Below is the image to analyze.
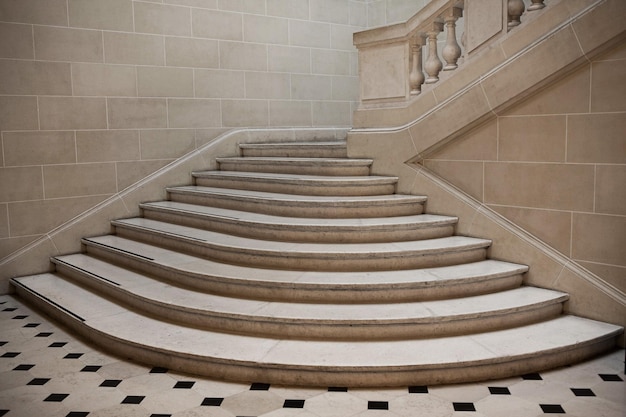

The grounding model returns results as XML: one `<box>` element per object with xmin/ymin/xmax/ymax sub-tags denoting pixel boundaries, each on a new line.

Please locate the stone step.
<box><xmin>216</xmin><ymin>157</ymin><xmax>373</xmax><ymax>176</ymax></box>
<box><xmin>192</xmin><ymin>171</ymin><xmax>398</xmax><ymax>196</ymax></box>
<box><xmin>139</xmin><ymin>201</ymin><xmax>457</xmax><ymax>243</ymax></box>
<box><xmin>51</xmin><ymin>254</ymin><xmax>568</xmax><ymax>340</ymax></box>
<box><xmin>239</xmin><ymin>141</ymin><xmax>347</xmax><ymax>158</ymax></box>
<box><xmin>166</xmin><ymin>186</ymin><xmax>426</xmax><ymax>218</ymax></box>
<box><xmin>111</xmin><ymin>217</ymin><xmax>491</xmax><ymax>272</ymax></box>
<box><xmin>81</xmin><ymin>235</ymin><xmax>527</xmax><ymax>303</ymax></box>
<box><xmin>12</xmin><ymin>273</ymin><xmax>623</xmax><ymax>387</ymax></box>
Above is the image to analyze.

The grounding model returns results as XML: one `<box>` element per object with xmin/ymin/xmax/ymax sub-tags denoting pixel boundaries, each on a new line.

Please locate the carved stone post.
<box><xmin>508</xmin><ymin>0</ymin><xmax>525</xmax><ymax>29</ymax></box>
<box><xmin>528</xmin><ymin>0</ymin><xmax>546</xmax><ymax>11</ymax></box>
<box><xmin>424</xmin><ymin>20</ymin><xmax>444</xmax><ymax>84</ymax></box>
<box><xmin>442</xmin><ymin>7</ymin><xmax>463</xmax><ymax>71</ymax></box>
<box><xmin>409</xmin><ymin>35</ymin><xmax>426</xmax><ymax>95</ymax></box>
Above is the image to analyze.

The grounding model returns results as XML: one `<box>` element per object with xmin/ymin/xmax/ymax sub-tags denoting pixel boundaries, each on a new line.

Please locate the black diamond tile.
<box><xmin>0</xmin><ymin>410</ymin><xmax>8</xmax><ymax>417</ymax></box>
<box><xmin>100</xmin><ymin>379</ymin><xmax>122</xmax><ymax>387</ymax></box>
<box><xmin>66</xmin><ymin>412</ymin><xmax>89</xmax><ymax>417</ymax></box>
<box><xmin>599</xmin><ymin>374</ymin><xmax>623</xmax><ymax>381</ymax></box>
<box><xmin>368</xmin><ymin>401</ymin><xmax>389</xmax><ymax>410</ymax></box>
<box><xmin>150</xmin><ymin>414</ymin><xmax>171</xmax><ymax>417</ymax></box>
<box><xmin>35</xmin><ymin>332</ymin><xmax>53</xmax><ymax>337</ymax></box>
<box><xmin>121</xmin><ymin>395</ymin><xmax>145</xmax><ymax>404</ymax></box>
<box><xmin>250</xmin><ymin>382</ymin><xmax>270</xmax><ymax>390</ymax></box>
<box><xmin>12</xmin><ymin>315</ymin><xmax>27</xmax><ymax>319</ymax></box>
<box><xmin>201</xmin><ymin>397</ymin><xmax>223</xmax><ymax>406</ymax></box>
<box><xmin>64</xmin><ymin>353</ymin><xmax>83</xmax><ymax>359</ymax></box>
<box><xmin>0</xmin><ymin>341</ymin><xmax>7</xmax><ymax>346</ymax></box>
<box><xmin>150</xmin><ymin>367</ymin><xmax>168</xmax><ymax>373</ymax></box>
<box><xmin>44</xmin><ymin>393</ymin><xmax>69</xmax><ymax>402</ymax></box>
<box><xmin>453</xmin><ymin>402</ymin><xmax>476</xmax><ymax>412</ymax></box>
<box><xmin>488</xmin><ymin>387</ymin><xmax>511</xmax><ymax>395</ymax></box>
<box><xmin>13</xmin><ymin>364</ymin><xmax>35</xmax><ymax>371</ymax></box>
<box><xmin>521</xmin><ymin>373</ymin><xmax>543</xmax><ymax>380</ymax></box>
<box><xmin>80</xmin><ymin>365</ymin><xmax>101</xmax><ymax>372</ymax></box>
<box><xmin>3</xmin><ymin>307</ymin><xmax>17</xmax><ymax>312</ymax></box>
<box><xmin>283</xmin><ymin>399</ymin><xmax>305</xmax><ymax>408</ymax></box>
<box><xmin>328</xmin><ymin>386</ymin><xmax>348</xmax><ymax>392</ymax></box>
<box><xmin>173</xmin><ymin>381</ymin><xmax>195</xmax><ymax>389</ymax></box>
<box><xmin>409</xmin><ymin>385</ymin><xmax>428</xmax><ymax>393</ymax></box>
<box><xmin>540</xmin><ymin>404</ymin><xmax>565</xmax><ymax>414</ymax></box>
<box><xmin>23</xmin><ymin>323</ymin><xmax>40</xmax><ymax>328</ymax></box>
<box><xmin>2</xmin><ymin>352</ymin><xmax>20</xmax><ymax>358</ymax></box>
<box><xmin>571</xmin><ymin>388</ymin><xmax>595</xmax><ymax>397</ymax></box>
<box><xmin>49</xmin><ymin>342</ymin><xmax>67</xmax><ymax>348</ymax></box>
<box><xmin>28</xmin><ymin>378</ymin><xmax>50</xmax><ymax>386</ymax></box>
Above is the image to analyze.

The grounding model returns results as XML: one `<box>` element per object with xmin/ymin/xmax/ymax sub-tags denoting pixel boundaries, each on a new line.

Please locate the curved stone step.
<box><xmin>51</xmin><ymin>254</ymin><xmax>567</xmax><ymax>340</ymax></box>
<box><xmin>12</xmin><ymin>274</ymin><xmax>623</xmax><ymax>387</ymax></box>
<box><xmin>216</xmin><ymin>157</ymin><xmax>373</xmax><ymax>176</ymax></box>
<box><xmin>82</xmin><ymin>235</ymin><xmax>526</xmax><ymax>303</ymax></box>
<box><xmin>111</xmin><ymin>217</ymin><xmax>491</xmax><ymax>271</ymax></box>
<box><xmin>192</xmin><ymin>171</ymin><xmax>398</xmax><ymax>196</ymax></box>
<box><xmin>166</xmin><ymin>186</ymin><xmax>426</xmax><ymax>218</ymax></box>
<box><xmin>239</xmin><ymin>141</ymin><xmax>347</xmax><ymax>158</ymax></box>
<box><xmin>139</xmin><ymin>201</ymin><xmax>457</xmax><ymax>243</ymax></box>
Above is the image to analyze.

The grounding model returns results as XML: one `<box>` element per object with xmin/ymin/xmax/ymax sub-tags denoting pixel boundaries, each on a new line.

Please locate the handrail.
<box><xmin>353</xmin><ymin>0</ymin><xmax>547</xmax><ymax>108</ymax></box>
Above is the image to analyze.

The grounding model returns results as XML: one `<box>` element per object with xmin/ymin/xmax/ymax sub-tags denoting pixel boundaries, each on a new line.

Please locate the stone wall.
<box><xmin>0</xmin><ymin>0</ymin><xmax>378</xmax><ymax>264</ymax></box>
<box><xmin>424</xmin><ymin>42</ymin><xmax>626</xmax><ymax>293</ymax></box>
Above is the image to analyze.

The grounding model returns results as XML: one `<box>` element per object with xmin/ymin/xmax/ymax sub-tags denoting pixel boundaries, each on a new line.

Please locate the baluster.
<box><xmin>442</xmin><ymin>7</ymin><xmax>463</xmax><ymax>71</ymax></box>
<box><xmin>409</xmin><ymin>35</ymin><xmax>426</xmax><ymax>95</ymax></box>
<box><xmin>528</xmin><ymin>0</ymin><xmax>546</xmax><ymax>11</ymax></box>
<box><xmin>508</xmin><ymin>0</ymin><xmax>525</xmax><ymax>29</ymax></box>
<box><xmin>424</xmin><ymin>20</ymin><xmax>444</xmax><ymax>84</ymax></box>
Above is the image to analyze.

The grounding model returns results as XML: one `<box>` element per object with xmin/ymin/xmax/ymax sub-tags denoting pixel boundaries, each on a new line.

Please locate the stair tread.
<box><xmin>168</xmin><ymin>185</ymin><xmax>426</xmax><ymax>204</ymax></box>
<box><xmin>140</xmin><ymin>200</ymin><xmax>456</xmax><ymax>229</ymax></box>
<box><xmin>52</xmin><ymin>253</ymin><xmax>566</xmax><ymax>324</ymax></box>
<box><xmin>193</xmin><ymin>170</ymin><xmax>398</xmax><ymax>183</ymax></box>
<box><xmin>217</xmin><ymin>157</ymin><xmax>373</xmax><ymax>164</ymax></box>
<box><xmin>13</xmin><ymin>273</ymin><xmax>622</xmax><ymax>369</ymax></box>
<box><xmin>112</xmin><ymin>217</ymin><xmax>491</xmax><ymax>255</ymax></box>
<box><xmin>239</xmin><ymin>141</ymin><xmax>346</xmax><ymax>148</ymax></box>
<box><xmin>82</xmin><ymin>234</ymin><xmax>526</xmax><ymax>293</ymax></box>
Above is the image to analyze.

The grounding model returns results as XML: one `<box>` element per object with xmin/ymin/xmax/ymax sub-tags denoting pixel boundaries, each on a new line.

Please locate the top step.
<box><xmin>239</xmin><ymin>141</ymin><xmax>347</xmax><ymax>158</ymax></box>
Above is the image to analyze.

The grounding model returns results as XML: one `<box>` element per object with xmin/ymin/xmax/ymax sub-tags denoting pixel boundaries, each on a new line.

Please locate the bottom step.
<box><xmin>12</xmin><ymin>274</ymin><xmax>623</xmax><ymax>388</ymax></box>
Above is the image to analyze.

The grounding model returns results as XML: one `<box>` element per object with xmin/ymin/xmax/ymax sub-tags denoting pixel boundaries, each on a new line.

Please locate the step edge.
<box><xmin>78</xmin><ymin>239</ymin><xmax>526</xmax><ymax>298</ymax></box>
<box><xmin>51</xmin><ymin>257</ymin><xmax>564</xmax><ymax>327</ymax></box>
<box><xmin>11</xmin><ymin>278</ymin><xmax>623</xmax><ymax>386</ymax></box>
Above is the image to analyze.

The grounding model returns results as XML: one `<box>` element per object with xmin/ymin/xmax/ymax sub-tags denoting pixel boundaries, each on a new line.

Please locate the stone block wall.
<box><xmin>0</xmin><ymin>0</ymin><xmax>386</xmax><ymax>264</ymax></box>
<box><xmin>424</xmin><ymin>42</ymin><xmax>626</xmax><ymax>293</ymax></box>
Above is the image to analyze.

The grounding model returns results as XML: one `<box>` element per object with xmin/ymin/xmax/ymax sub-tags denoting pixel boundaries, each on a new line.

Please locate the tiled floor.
<box><xmin>0</xmin><ymin>294</ymin><xmax>624</xmax><ymax>417</ymax></box>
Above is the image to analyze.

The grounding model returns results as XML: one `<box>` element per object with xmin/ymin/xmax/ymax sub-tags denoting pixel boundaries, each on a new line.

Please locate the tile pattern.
<box><xmin>0</xmin><ymin>295</ymin><xmax>624</xmax><ymax>416</ymax></box>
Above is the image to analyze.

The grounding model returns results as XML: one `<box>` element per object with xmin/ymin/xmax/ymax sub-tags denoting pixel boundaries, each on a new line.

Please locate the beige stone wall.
<box><xmin>0</xmin><ymin>0</ymin><xmax>369</xmax><ymax>263</ymax></box>
<box><xmin>424</xmin><ymin>42</ymin><xmax>626</xmax><ymax>293</ymax></box>
<box><xmin>365</xmin><ymin>0</ymin><xmax>429</xmax><ymax>26</ymax></box>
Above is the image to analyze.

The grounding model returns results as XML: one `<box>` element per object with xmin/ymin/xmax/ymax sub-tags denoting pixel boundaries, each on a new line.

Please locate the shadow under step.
<box><xmin>139</xmin><ymin>201</ymin><xmax>457</xmax><ymax>243</ymax></box>
<box><xmin>51</xmin><ymin>254</ymin><xmax>568</xmax><ymax>340</ymax></box>
<box><xmin>216</xmin><ymin>157</ymin><xmax>373</xmax><ymax>176</ymax></box>
<box><xmin>166</xmin><ymin>186</ymin><xmax>426</xmax><ymax>218</ymax></box>
<box><xmin>239</xmin><ymin>141</ymin><xmax>348</xmax><ymax>158</ymax></box>
<box><xmin>82</xmin><ymin>235</ymin><xmax>527</xmax><ymax>303</ymax></box>
<box><xmin>12</xmin><ymin>273</ymin><xmax>623</xmax><ymax>387</ymax></box>
<box><xmin>192</xmin><ymin>171</ymin><xmax>398</xmax><ymax>196</ymax></box>
<box><xmin>111</xmin><ymin>217</ymin><xmax>491</xmax><ymax>271</ymax></box>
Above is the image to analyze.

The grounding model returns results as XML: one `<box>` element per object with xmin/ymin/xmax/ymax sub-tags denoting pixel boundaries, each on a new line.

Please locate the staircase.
<box><xmin>11</xmin><ymin>139</ymin><xmax>623</xmax><ymax>387</ymax></box>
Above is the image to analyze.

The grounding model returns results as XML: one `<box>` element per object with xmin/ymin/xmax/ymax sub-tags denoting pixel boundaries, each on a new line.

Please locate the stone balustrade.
<box><xmin>354</xmin><ymin>0</ymin><xmax>547</xmax><ymax>108</ymax></box>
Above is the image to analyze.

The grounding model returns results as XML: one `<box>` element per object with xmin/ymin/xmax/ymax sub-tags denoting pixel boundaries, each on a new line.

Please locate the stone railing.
<box><xmin>354</xmin><ymin>0</ymin><xmax>547</xmax><ymax>108</ymax></box>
